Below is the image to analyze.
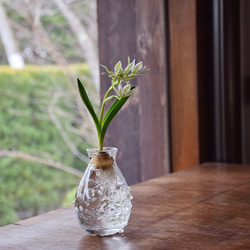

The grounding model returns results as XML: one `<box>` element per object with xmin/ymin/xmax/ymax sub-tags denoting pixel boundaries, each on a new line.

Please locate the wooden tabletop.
<box><xmin>1</xmin><ymin>163</ymin><xmax>250</xmax><ymax>249</ymax></box>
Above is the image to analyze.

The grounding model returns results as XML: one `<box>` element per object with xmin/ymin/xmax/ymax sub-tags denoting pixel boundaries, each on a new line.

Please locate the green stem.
<box><xmin>98</xmin><ymin>85</ymin><xmax>113</xmax><ymax>151</ymax></box>
<box><xmin>98</xmin><ymin>135</ymin><xmax>103</xmax><ymax>151</ymax></box>
<box><xmin>99</xmin><ymin>78</ymin><xmax>120</xmax><ymax>126</ymax></box>
<box><xmin>99</xmin><ymin>86</ymin><xmax>112</xmax><ymax>126</ymax></box>
<box><xmin>98</xmin><ymin>78</ymin><xmax>121</xmax><ymax>150</ymax></box>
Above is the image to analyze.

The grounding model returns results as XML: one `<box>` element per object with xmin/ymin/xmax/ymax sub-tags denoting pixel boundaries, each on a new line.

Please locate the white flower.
<box><xmin>112</xmin><ymin>82</ymin><xmax>138</xmax><ymax>99</ymax></box>
<box><xmin>100</xmin><ymin>57</ymin><xmax>149</xmax><ymax>82</ymax></box>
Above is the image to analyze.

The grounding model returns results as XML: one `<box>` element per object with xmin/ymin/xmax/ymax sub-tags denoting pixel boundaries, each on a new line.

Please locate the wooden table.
<box><xmin>1</xmin><ymin>163</ymin><xmax>250</xmax><ymax>249</ymax></box>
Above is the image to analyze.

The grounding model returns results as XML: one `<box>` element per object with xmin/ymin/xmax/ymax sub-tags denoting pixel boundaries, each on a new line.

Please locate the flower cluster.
<box><xmin>101</xmin><ymin>57</ymin><xmax>149</xmax><ymax>82</ymax></box>
<box><xmin>101</xmin><ymin>57</ymin><xmax>149</xmax><ymax>100</ymax></box>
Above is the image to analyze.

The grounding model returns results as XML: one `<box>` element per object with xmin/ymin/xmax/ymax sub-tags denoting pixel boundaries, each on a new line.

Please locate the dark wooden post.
<box><xmin>97</xmin><ymin>0</ymin><xmax>169</xmax><ymax>184</ymax></box>
<box><xmin>240</xmin><ymin>0</ymin><xmax>250</xmax><ymax>164</ymax></box>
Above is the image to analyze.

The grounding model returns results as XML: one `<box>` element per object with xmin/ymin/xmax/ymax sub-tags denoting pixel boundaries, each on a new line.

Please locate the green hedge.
<box><xmin>0</xmin><ymin>65</ymin><xmax>93</xmax><ymax>226</ymax></box>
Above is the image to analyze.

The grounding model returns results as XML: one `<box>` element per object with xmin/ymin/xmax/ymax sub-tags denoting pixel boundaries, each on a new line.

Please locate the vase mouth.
<box><xmin>87</xmin><ymin>147</ymin><xmax>117</xmax><ymax>153</ymax></box>
<box><xmin>86</xmin><ymin>147</ymin><xmax>118</xmax><ymax>158</ymax></box>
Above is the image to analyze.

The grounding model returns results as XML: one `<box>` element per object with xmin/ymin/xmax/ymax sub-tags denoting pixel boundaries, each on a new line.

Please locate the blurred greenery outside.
<box><xmin>0</xmin><ymin>64</ymin><xmax>96</xmax><ymax>226</ymax></box>
<box><xmin>0</xmin><ymin>0</ymin><xmax>98</xmax><ymax>227</ymax></box>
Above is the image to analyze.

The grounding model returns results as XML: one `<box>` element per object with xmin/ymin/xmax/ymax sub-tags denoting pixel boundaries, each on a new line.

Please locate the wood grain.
<box><xmin>1</xmin><ymin>163</ymin><xmax>250</xmax><ymax>249</ymax></box>
<box><xmin>135</xmin><ymin>0</ymin><xmax>169</xmax><ymax>182</ymax></box>
<box><xmin>168</xmin><ymin>0</ymin><xmax>200</xmax><ymax>172</ymax></box>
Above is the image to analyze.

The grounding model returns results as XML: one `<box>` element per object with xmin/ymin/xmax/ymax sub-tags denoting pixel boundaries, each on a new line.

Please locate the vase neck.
<box><xmin>86</xmin><ymin>147</ymin><xmax>118</xmax><ymax>159</ymax></box>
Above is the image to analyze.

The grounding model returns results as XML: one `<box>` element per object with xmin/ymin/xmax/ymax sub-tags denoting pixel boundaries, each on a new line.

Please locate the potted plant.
<box><xmin>73</xmin><ymin>57</ymin><xmax>149</xmax><ymax>236</ymax></box>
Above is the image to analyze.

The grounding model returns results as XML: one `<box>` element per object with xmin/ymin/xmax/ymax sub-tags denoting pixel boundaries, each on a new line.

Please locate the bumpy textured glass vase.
<box><xmin>73</xmin><ymin>147</ymin><xmax>133</xmax><ymax>236</ymax></box>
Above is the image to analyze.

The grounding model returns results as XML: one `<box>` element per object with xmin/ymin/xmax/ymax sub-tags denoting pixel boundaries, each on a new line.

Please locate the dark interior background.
<box><xmin>97</xmin><ymin>0</ymin><xmax>250</xmax><ymax>185</ymax></box>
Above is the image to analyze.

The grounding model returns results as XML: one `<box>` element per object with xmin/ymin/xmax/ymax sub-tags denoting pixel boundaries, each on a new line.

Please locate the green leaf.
<box><xmin>77</xmin><ymin>79</ymin><xmax>101</xmax><ymax>135</ymax></box>
<box><xmin>100</xmin><ymin>96</ymin><xmax>129</xmax><ymax>142</ymax></box>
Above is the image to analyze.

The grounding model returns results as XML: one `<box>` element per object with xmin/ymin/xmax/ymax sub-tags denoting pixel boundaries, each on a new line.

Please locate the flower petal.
<box><xmin>123</xmin><ymin>83</ymin><xmax>131</xmax><ymax>93</ymax></box>
<box><xmin>118</xmin><ymin>83</ymin><xmax>123</xmax><ymax>97</ymax></box>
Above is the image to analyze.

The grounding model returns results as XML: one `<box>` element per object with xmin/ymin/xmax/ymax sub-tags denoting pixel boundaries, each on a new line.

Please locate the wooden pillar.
<box><xmin>135</xmin><ymin>0</ymin><xmax>169</xmax><ymax>181</ymax></box>
<box><xmin>97</xmin><ymin>0</ymin><xmax>169</xmax><ymax>184</ymax></box>
<box><xmin>168</xmin><ymin>0</ymin><xmax>200</xmax><ymax>172</ymax></box>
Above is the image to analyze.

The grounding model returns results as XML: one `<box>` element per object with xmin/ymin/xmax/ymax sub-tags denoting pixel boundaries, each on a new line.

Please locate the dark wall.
<box><xmin>240</xmin><ymin>0</ymin><xmax>250</xmax><ymax>163</ymax></box>
<box><xmin>197</xmin><ymin>0</ymin><xmax>242</xmax><ymax>164</ymax></box>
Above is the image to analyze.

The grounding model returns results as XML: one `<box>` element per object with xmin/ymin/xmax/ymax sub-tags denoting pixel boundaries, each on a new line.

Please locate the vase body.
<box><xmin>73</xmin><ymin>147</ymin><xmax>132</xmax><ymax>236</ymax></box>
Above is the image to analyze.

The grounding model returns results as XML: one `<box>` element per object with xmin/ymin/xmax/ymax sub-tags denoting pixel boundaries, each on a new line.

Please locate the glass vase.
<box><xmin>73</xmin><ymin>147</ymin><xmax>133</xmax><ymax>236</ymax></box>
